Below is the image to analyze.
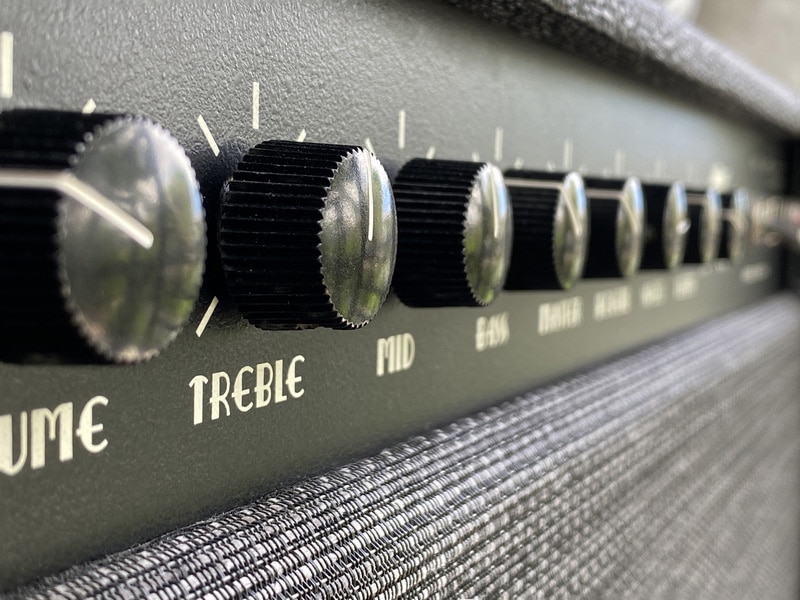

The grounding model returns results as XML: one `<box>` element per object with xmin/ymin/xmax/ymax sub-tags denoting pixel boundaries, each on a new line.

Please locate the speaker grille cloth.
<box><xmin>9</xmin><ymin>295</ymin><xmax>800</xmax><ymax>598</ymax></box>
<box><xmin>442</xmin><ymin>0</ymin><xmax>800</xmax><ymax>136</ymax></box>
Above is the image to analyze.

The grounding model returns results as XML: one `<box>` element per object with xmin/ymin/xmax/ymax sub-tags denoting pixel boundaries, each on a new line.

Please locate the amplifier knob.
<box><xmin>503</xmin><ymin>170</ymin><xmax>589</xmax><ymax>290</ymax></box>
<box><xmin>0</xmin><ymin>109</ymin><xmax>205</xmax><ymax>363</ymax></box>
<box><xmin>219</xmin><ymin>141</ymin><xmax>396</xmax><ymax>330</ymax></box>
<box><xmin>640</xmin><ymin>182</ymin><xmax>690</xmax><ymax>270</ymax></box>
<box><xmin>684</xmin><ymin>187</ymin><xmax>722</xmax><ymax>264</ymax></box>
<box><xmin>391</xmin><ymin>158</ymin><xmax>513</xmax><ymax>307</ymax></box>
<box><xmin>582</xmin><ymin>176</ymin><xmax>646</xmax><ymax>278</ymax></box>
<box><xmin>720</xmin><ymin>188</ymin><xmax>750</xmax><ymax>264</ymax></box>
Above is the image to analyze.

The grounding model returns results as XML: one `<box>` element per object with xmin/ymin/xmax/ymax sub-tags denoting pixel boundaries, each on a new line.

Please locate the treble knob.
<box><xmin>219</xmin><ymin>140</ymin><xmax>397</xmax><ymax>330</ymax></box>
<box><xmin>391</xmin><ymin>158</ymin><xmax>513</xmax><ymax>307</ymax></box>
<box><xmin>0</xmin><ymin>109</ymin><xmax>206</xmax><ymax>363</ymax></box>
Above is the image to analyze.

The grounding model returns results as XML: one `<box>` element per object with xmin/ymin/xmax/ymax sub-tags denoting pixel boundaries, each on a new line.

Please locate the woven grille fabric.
<box><xmin>442</xmin><ymin>0</ymin><xmax>800</xmax><ymax>137</ymax></box>
<box><xmin>8</xmin><ymin>294</ymin><xmax>800</xmax><ymax>598</ymax></box>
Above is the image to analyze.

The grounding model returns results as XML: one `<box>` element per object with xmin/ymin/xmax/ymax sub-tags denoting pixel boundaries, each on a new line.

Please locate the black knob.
<box><xmin>0</xmin><ymin>109</ymin><xmax>206</xmax><ymax>363</ymax></box>
<box><xmin>684</xmin><ymin>188</ymin><xmax>722</xmax><ymax>264</ymax></box>
<box><xmin>582</xmin><ymin>177</ymin><xmax>646</xmax><ymax>278</ymax></box>
<box><xmin>219</xmin><ymin>140</ymin><xmax>396</xmax><ymax>330</ymax></box>
<box><xmin>640</xmin><ymin>182</ymin><xmax>690</xmax><ymax>270</ymax></box>
<box><xmin>720</xmin><ymin>188</ymin><xmax>750</xmax><ymax>264</ymax></box>
<box><xmin>503</xmin><ymin>170</ymin><xmax>589</xmax><ymax>290</ymax></box>
<box><xmin>392</xmin><ymin>158</ymin><xmax>513</xmax><ymax>307</ymax></box>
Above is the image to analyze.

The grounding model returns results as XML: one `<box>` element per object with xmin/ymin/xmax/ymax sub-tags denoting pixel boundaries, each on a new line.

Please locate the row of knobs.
<box><xmin>0</xmin><ymin>110</ymin><xmax>752</xmax><ymax>363</ymax></box>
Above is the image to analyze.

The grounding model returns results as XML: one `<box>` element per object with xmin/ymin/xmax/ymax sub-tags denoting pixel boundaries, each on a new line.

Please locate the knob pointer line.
<box><xmin>504</xmin><ymin>177</ymin><xmax>584</xmax><ymax>239</ymax></box>
<box><xmin>0</xmin><ymin>169</ymin><xmax>154</xmax><ymax>249</ymax></box>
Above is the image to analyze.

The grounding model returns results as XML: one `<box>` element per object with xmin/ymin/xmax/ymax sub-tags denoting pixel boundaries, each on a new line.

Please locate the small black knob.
<box><xmin>0</xmin><ymin>109</ymin><xmax>206</xmax><ymax>363</ymax></box>
<box><xmin>392</xmin><ymin>158</ymin><xmax>513</xmax><ymax>307</ymax></box>
<box><xmin>503</xmin><ymin>170</ymin><xmax>589</xmax><ymax>290</ymax></box>
<box><xmin>219</xmin><ymin>140</ymin><xmax>396</xmax><ymax>330</ymax></box>
<box><xmin>684</xmin><ymin>188</ymin><xmax>722</xmax><ymax>264</ymax></box>
<box><xmin>720</xmin><ymin>188</ymin><xmax>750</xmax><ymax>264</ymax></box>
<box><xmin>640</xmin><ymin>182</ymin><xmax>690</xmax><ymax>270</ymax></box>
<box><xmin>582</xmin><ymin>177</ymin><xmax>646</xmax><ymax>278</ymax></box>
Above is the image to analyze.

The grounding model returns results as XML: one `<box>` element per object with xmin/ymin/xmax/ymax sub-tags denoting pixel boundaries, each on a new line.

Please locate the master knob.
<box><xmin>684</xmin><ymin>187</ymin><xmax>722</xmax><ymax>264</ymax></box>
<box><xmin>582</xmin><ymin>176</ymin><xmax>646</xmax><ymax>278</ymax></box>
<box><xmin>219</xmin><ymin>140</ymin><xmax>396</xmax><ymax>330</ymax></box>
<box><xmin>391</xmin><ymin>158</ymin><xmax>513</xmax><ymax>307</ymax></box>
<box><xmin>503</xmin><ymin>170</ymin><xmax>589</xmax><ymax>290</ymax></box>
<box><xmin>0</xmin><ymin>109</ymin><xmax>206</xmax><ymax>363</ymax></box>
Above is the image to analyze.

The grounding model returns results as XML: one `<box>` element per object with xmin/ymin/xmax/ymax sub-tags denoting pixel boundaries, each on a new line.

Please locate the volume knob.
<box><xmin>0</xmin><ymin>109</ymin><xmax>205</xmax><ymax>363</ymax></box>
<box><xmin>219</xmin><ymin>141</ymin><xmax>396</xmax><ymax>330</ymax></box>
<box><xmin>392</xmin><ymin>159</ymin><xmax>513</xmax><ymax>307</ymax></box>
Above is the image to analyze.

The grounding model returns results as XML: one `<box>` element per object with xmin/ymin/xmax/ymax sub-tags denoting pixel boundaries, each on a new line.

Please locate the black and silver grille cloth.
<box><xmin>10</xmin><ymin>295</ymin><xmax>800</xmax><ymax>599</ymax></box>
<box><xmin>442</xmin><ymin>0</ymin><xmax>800</xmax><ymax>136</ymax></box>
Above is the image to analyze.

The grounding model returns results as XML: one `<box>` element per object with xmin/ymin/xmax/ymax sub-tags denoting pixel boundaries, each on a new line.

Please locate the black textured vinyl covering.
<box><xmin>442</xmin><ymin>0</ymin><xmax>800</xmax><ymax>137</ymax></box>
<box><xmin>9</xmin><ymin>295</ymin><xmax>800</xmax><ymax>598</ymax></box>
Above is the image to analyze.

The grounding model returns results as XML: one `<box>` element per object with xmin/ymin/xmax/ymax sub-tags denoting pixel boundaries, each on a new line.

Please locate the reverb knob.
<box><xmin>391</xmin><ymin>158</ymin><xmax>513</xmax><ymax>307</ymax></box>
<box><xmin>684</xmin><ymin>187</ymin><xmax>722</xmax><ymax>264</ymax></box>
<box><xmin>0</xmin><ymin>109</ymin><xmax>206</xmax><ymax>363</ymax></box>
<box><xmin>720</xmin><ymin>188</ymin><xmax>750</xmax><ymax>264</ymax></box>
<box><xmin>503</xmin><ymin>170</ymin><xmax>588</xmax><ymax>290</ymax></box>
<box><xmin>582</xmin><ymin>176</ymin><xmax>646</xmax><ymax>278</ymax></box>
<box><xmin>640</xmin><ymin>182</ymin><xmax>690</xmax><ymax>270</ymax></box>
<box><xmin>219</xmin><ymin>140</ymin><xmax>396</xmax><ymax>330</ymax></box>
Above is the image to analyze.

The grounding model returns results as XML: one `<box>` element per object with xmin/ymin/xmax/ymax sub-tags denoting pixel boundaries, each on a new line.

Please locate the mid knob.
<box><xmin>684</xmin><ymin>187</ymin><xmax>722</xmax><ymax>264</ymax></box>
<box><xmin>583</xmin><ymin>176</ymin><xmax>646</xmax><ymax>278</ymax></box>
<box><xmin>219</xmin><ymin>140</ymin><xmax>396</xmax><ymax>330</ymax></box>
<box><xmin>503</xmin><ymin>170</ymin><xmax>589</xmax><ymax>290</ymax></box>
<box><xmin>0</xmin><ymin>109</ymin><xmax>206</xmax><ymax>363</ymax></box>
<box><xmin>392</xmin><ymin>159</ymin><xmax>513</xmax><ymax>307</ymax></box>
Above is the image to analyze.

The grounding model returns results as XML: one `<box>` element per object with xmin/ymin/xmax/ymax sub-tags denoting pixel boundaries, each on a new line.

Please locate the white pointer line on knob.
<box><xmin>0</xmin><ymin>169</ymin><xmax>154</xmax><ymax>249</ymax></box>
<box><xmin>197</xmin><ymin>115</ymin><xmax>220</xmax><ymax>157</ymax></box>
<box><xmin>0</xmin><ymin>32</ymin><xmax>12</xmax><ymax>99</ymax></box>
<box><xmin>195</xmin><ymin>296</ymin><xmax>219</xmax><ymax>338</ymax></box>
<box><xmin>489</xmin><ymin>167</ymin><xmax>500</xmax><ymax>239</ymax></box>
<box><xmin>366</xmin><ymin>157</ymin><xmax>374</xmax><ymax>242</ymax></box>
<box><xmin>252</xmin><ymin>82</ymin><xmax>260</xmax><ymax>130</ymax></box>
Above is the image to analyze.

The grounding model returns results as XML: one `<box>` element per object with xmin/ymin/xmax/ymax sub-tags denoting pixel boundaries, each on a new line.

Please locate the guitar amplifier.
<box><xmin>2</xmin><ymin>0</ymin><xmax>800</xmax><ymax>597</ymax></box>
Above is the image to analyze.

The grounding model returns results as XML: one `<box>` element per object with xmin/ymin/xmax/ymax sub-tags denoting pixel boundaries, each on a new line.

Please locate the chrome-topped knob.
<box><xmin>219</xmin><ymin>140</ymin><xmax>397</xmax><ymax>330</ymax></box>
<box><xmin>392</xmin><ymin>158</ymin><xmax>513</xmax><ymax>307</ymax></box>
<box><xmin>503</xmin><ymin>170</ymin><xmax>588</xmax><ymax>290</ymax></box>
<box><xmin>582</xmin><ymin>176</ymin><xmax>646</xmax><ymax>278</ymax></box>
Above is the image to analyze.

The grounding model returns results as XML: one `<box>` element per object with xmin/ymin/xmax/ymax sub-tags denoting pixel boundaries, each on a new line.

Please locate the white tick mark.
<box><xmin>81</xmin><ymin>98</ymin><xmax>96</xmax><ymax>114</ymax></box>
<box><xmin>296</xmin><ymin>128</ymin><xmax>307</xmax><ymax>142</ymax></box>
<box><xmin>425</xmin><ymin>145</ymin><xmax>436</xmax><ymax>159</ymax></box>
<box><xmin>398</xmin><ymin>109</ymin><xmax>406</xmax><ymax>150</ymax></box>
<box><xmin>494</xmin><ymin>127</ymin><xmax>503</xmax><ymax>163</ymax></box>
<box><xmin>0</xmin><ymin>32</ymin><xmax>13</xmax><ymax>99</ymax></box>
<box><xmin>197</xmin><ymin>115</ymin><xmax>220</xmax><ymax>157</ymax></box>
<box><xmin>562</xmin><ymin>139</ymin><xmax>573</xmax><ymax>170</ymax></box>
<box><xmin>252</xmin><ymin>82</ymin><xmax>260</xmax><ymax>130</ymax></box>
<box><xmin>195</xmin><ymin>296</ymin><xmax>219</xmax><ymax>338</ymax></box>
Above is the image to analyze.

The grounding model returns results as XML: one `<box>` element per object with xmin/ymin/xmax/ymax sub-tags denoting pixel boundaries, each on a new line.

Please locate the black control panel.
<box><xmin>0</xmin><ymin>0</ymin><xmax>792</xmax><ymax>590</ymax></box>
